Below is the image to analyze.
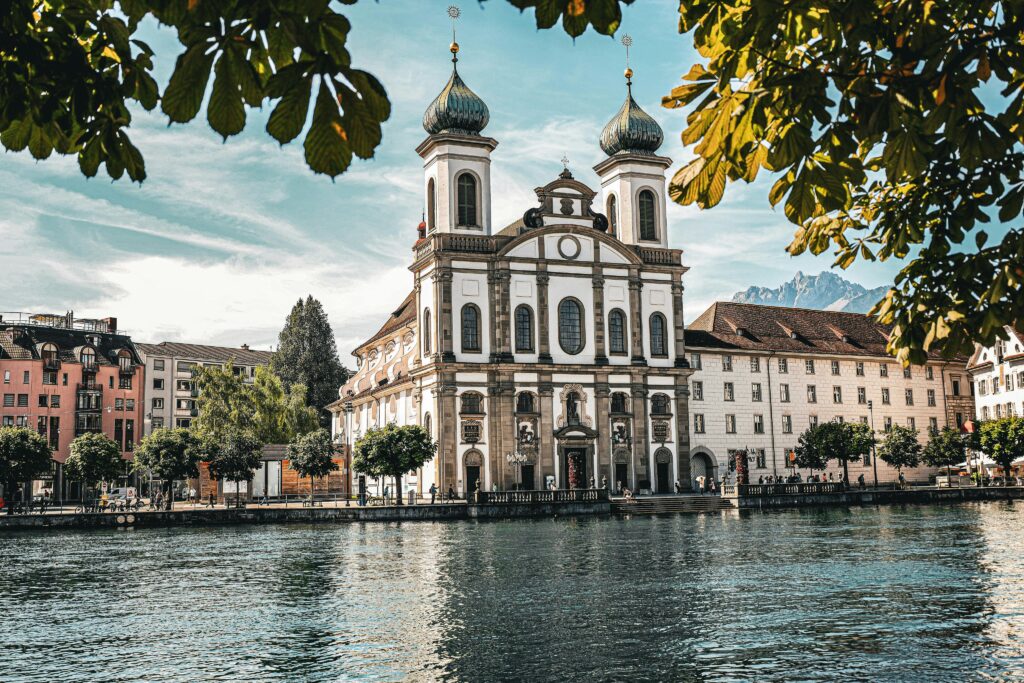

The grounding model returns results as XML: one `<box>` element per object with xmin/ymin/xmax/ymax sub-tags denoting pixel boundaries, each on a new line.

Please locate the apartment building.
<box><xmin>967</xmin><ymin>327</ymin><xmax>1024</xmax><ymax>421</ymax></box>
<box><xmin>135</xmin><ymin>342</ymin><xmax>273</xmax><ymax>435</ymax></box>
<box><xmin>684</xmin><ymin>303</ymin><xmax>974</xmax><ymax>487</ymax></box>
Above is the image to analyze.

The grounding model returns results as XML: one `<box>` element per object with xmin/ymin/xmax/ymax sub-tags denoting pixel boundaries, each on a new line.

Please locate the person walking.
<box><xmin>447</xmin><ymin>485</ymin><xmax>455</xmax><ymax>502</ymax></box>
<box><xmin>857</xmin><ymin>473</ymin><xmax>866</xmax><ymax>490</ymax></box>
<box><xmin>429</xmin><ymin>483</ymin><xmax>437</xmax><ymax>504</ymax></box>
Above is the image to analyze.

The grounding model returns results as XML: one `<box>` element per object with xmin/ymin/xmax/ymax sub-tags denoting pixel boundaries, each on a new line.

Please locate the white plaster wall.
<box><xmin>452</xmin><ymin>271</ymin><xmax>490</xmax><ymax>362</ymax></box>
<box><xmin>547</xmin><ymin>274</ymin><xmax>595</xmax><ymax>364</ymax></box>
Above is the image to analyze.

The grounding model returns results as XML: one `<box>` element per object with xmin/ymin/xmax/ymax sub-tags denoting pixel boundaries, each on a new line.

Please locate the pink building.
<box><xmin>0</xmin><ymin>312</ymin><xmax>145</xmax><ymax>499</ymax></box>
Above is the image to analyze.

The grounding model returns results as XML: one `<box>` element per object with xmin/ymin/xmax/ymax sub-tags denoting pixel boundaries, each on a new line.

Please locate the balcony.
<box><xmin>42</xmin><ymin>357</ymin><xmax>61</xmax><ymax>371</ymax></box>
<box><xmin>118</xmin><ymin>363</ymin><xmax>135</xmax><ymax>376</ymax></box>
<box><xmin>76</xmin><ymin>382</ymin><xmax>102</xmax><ymax>393</ymax></box>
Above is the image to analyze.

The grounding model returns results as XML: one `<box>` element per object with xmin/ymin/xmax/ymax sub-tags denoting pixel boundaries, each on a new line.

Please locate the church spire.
<box><xmin>422</xmin><ymin>5</ymin><xmax>490</xmax><ymax>136</ymax></box>
<box><xmin>599</xmin><ymin>35</ymin><xmax>664</xmax><ymax>156</ymax></box>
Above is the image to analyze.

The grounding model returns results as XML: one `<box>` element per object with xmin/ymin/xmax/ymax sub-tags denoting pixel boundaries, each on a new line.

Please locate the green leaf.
<box><xmin>343</xmin><ymin>69</ymin><xmax>391</xmax><ymax>122</ymax></box>
<box><xmin>162</xmin><ymin>43</ymin><xmax>216</xmax><ymax>123</ymax></box>
<box><xmin>267</xmin><ymin>76</ymin><xmax>313</xmax><ymax>144</ymax></box>
<box><xmin>303</xmin><ymin>81</ymin><xmax>352</xmax><ymax>177</ymax></box>
<box><xmin>335</xmin><ymin>79</ymin><xmax>381</xmax><ymax>159</ymax></box>
<box><xmin>207</xmin><ymin>53</ymin><xmax>246</xmax><ymax>138</ymax></box>
<box><xmin>0</xmin><ymin>118</ymin><xmax>32</xmax><ymax>151</ymax></box>
<box><xmin>28</xmin><ymin>124</ymin><xmax>53</xmax><ymax>160</ymax></box>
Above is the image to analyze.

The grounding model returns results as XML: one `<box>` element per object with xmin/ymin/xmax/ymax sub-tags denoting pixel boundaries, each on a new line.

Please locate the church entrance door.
<box><xmin>564</xmin><ymin>448</ymin><xmax>587</xmax><ymax>489</ymax></box>
<box><xmin>519</xmin><ymin>464</ymin><xmax>535</xmax><ymax>490</ymax></box>
<box><xmin>465</xmin><ymin>466</ymin><xmax>480</xmax><ymax>501</ymax></box>
<box><xmin>614</xmin><ymin>463</ymin><xmax>628</xmax><ymax>493</ymax></box>
<box><xmin>656</xmin><ymin>461</ymin><xmax>671</xmax><ymax>494</ymax></box>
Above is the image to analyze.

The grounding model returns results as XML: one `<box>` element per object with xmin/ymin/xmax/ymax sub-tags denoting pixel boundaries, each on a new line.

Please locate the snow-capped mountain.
<box><xmin>731</xmin><ymin>271</ymin><xmax>888</xmax><ymax>314</ymax></box>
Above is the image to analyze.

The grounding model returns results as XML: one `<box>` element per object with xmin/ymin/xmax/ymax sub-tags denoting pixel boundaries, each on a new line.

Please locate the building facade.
<box><xmin>331</xmin><ymin>47</ymin><xmax>693</xmax><ymax>496</ymax></box>
<box><xmin>135</xmin><ymin>342</ymin><xmax>273</xmax><ymax>435</ymax></box>
<box><xmin>0</xmin><ymin>312</ymin><xmax>145</xmax><ymax>496</ymax></box>
<box><xmin>967</xmin><ymin>327</ymin><xmax>1024</xmax><ymax>421</ymax></box>
<box><xmin>684</xmin><ymin>303</ymin><xmax>974</xmax><ymax>485</ymax></box>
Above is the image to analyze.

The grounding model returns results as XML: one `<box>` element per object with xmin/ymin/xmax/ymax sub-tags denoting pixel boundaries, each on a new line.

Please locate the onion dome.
<box><xmin>417</xmin><ymin>215</ymin><xmax>427</xmax><ymax>240</ymax></box>
<box><xmin>422</xmin><ymin>43</ymin><xmax>489</xmax><ymax>136</ymax></box>
<box><xmin>599</xmin><ymin>70</ymin><xmax>663</xmax><ymax>156</ymax></box>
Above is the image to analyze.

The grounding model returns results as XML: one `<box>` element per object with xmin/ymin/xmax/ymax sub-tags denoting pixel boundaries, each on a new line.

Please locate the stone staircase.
<box><xmin>610</xmin><ymin>495</ymin><xmax>735</xmax><ymax>515</ymax></box>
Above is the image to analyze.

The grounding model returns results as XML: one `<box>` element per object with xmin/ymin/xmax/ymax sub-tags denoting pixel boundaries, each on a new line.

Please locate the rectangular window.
<box><xmin>15</xmin><ymin>416</ymin><xmax>27</xmax><ymax>427</ymax></box>
<box><xmin>805</xmin><ymin>359</ymin><xmax>815</xmax><ymax>374</ymax></box>
<box><xmin>725</xmin><ymin>414</ymin><xmax>736</xmax><ymax>434</ymax></box>
<box><xmin>690</xmin><ymin>352</ymin><xmax>702</xmax><ymax>370</ymax></box>
<box><xmin>2</xmin><ymin>371</ymin><xmax>8</xmax><ymax>383</ymax></box>
<box><xmin>722</xmin><ymin>355</ymin><xmax>733</xmax><ymax>372</ymax></box>
<box><xmin>109</xmin><ymin>376</ymin><xmax>114</xmax><ymax>389</ymax></box>
<box><xmin>1007</xmin><ymin>375</ymin><xmax>1014</xmax><ymax>392</ymax></box>
<box><xmin>16</xmin><ymin>394</ymin><xmax>28</xmax><ymax>407</ymax></box>
<box><xmin>882</xmin><ymin>388</ymin><xmax>891</xmax><ymax>405</ymax></box>
<box><xmin>37</xmin><ymin>415</ymin><xmax>47</xmax><ymax>437</ymax></box>
<box><xmin>126</xmin><ymin>399</ymin><xmax>135</xmax><ymax>411</ymax></box>
<box><xmin>176</xmin><ymin>399</ymin><xmax>195</xmax><ymax>410</ymax></box>
<box><xmin>956</xmin><ymin>412</ymin><xmax>964</xmax><ymax>428</ymax></box>
<box><xmin>750</xmin><ymin>357</ymin><xmax>761</xmax><ymax>373</ymax></box>
<box><xmin>856</xmin><ymin>362</ymin><xmax>865</xmax><ymax>376</ymax></box>
<box><xmin>63</xmin><ymin>373</ymin><xmax>68</xmax><ymax>386</ymax></box>
<box><xmin>153</xmin><ymin>378</ymin><xmax>164</xmax><ymax>390</ymax></box>
<box><xmin>125</xmin><ymin>419</ymin><xmax>134</xmax><ymax>451</ymax></box>
<box><xmin>880</xmin><ymin>363</ymin><xmax>889</xmax><ymax>378</ymax></box>
<box><xmin>903</xmin><ymin>366</ymin><xmax>912</xmax><ymax>379</ymax></box>
<box><xmin>177</xmin><ymin>361</ymin><xmax>196</xmax><ymax>373</ymax></box>
<box><xmin>835</xmin><ymin>415</ymin><xmax>845</xmax><ymax>424</ymax></box>
<box><xmin>114</xmin><ymin>418</ymin><xmax>123</xmax><ymax>449</ymax></box>
<box><xmin>49</xmin><ymin>417</ymin><xmax>59</xmax><ymax>449</ymax></box>
<box><xmin>175</xmin><ymin>418</ymin><xmax>192</xmax><ymax>429</ymax></box>
<box><xmin>755</xmin><ymin>449</ymin><xmax>766</xmax><ymax>469</ymax></box>
<box><xmin>929</xmin><ymin>417</ymin><xmax>938</xmax><ymax>434</ymax></box>
<box><xmin>724</xmin><ymin>382</ymin><xmax>735</xmax><ymax>401</ymax></box>
<box><xmin>884</xmin><ymin>416</ymin><xmax>893</xmax><ymax>430</ymax></box>
<box><xmin>692</xmin><ymin>381</ymin><xmax>703</xmax><ymax>401</ymax></box>
<box><xmin>119</xmin><ymin>375</ymin><xmax>132</xmax><ymax>390</ymax></box>
<box><xmin>50</xmin><ymin>395</ymin><xmax>59</xmax><ymax>408</ymax></box>
<box><xmin>833</xmin><ymin>386</ymin><xmax>842</xmax><ymax>404</ymax></box>
<box><xmin>780</xmin><ymin>384</ymin><xmax>790</xmax><ymax>403</ymax></box>
<box><xmin>153</xmin><ymin>397</ymin><xmax>164</xmax><ymax>409</ymax></box>
<box><xmin>905</xmin><ymin>388</ymin><xmax>914</xmax><ymax>406</ymax></box>
<box><xmin>907</xmin><ymin>417</ymin><xmax>916</xmax><ymax>430</ymax></box>
<box><xmin>1</xmin><ymin>416</ymin><xmax>12</xmax><ymax>426</ymax></box>
<box><xmin>831</xmin><ymin>360</ymin><xmax>841</xmax><ymax>376</ymax></box>
<box><xmin>3</xmin><ymin>394</ymin><xmax>15</xmax><ymax>407</ymax></box>
<box><xmin>778</xmin><ymin>358</ymin><xmax>788</xmax><ymax>374</ymax></box>
<box><xmin>43</xmin><ymin>371</ymin><xmax>57</xmax><ymax>385</ymax></box>
<box><xmin>694</xmin><ymin>414</ymin><xmax>705</xmax><ymax>434</ymax></box>
<box><xmin>38</xmin><ymin>394</ymin><xmax>48</xmax><ymax>408</ymax></box>
<box><xmin>927</xmin><ymin>389</ymin><xmax>936</xmax><ymax>407</ymax></box>
<box><xmin>753</xmin><ymin>414</ymin><xmax>765</xmax><ymax>434</ymax></box>
<box><xmin>115</xmin><ymin>398</ymin><xmax>124</xmax><ymax>411</ymax></box>
<box><xmin>752</xmin><ymin>383</ymin><xmax>762</xmax><ymax>402</ymax></box>
<box><xmin>857</xmin><ymin>387</ymin><xmax>866</xmax><ymax>404</ymax></box>
<box><xmin>152</xmin><ymin>417</ymin><xmax>164</xmax><ymax>429</ymax></box>
<box><xmin>153</xmin><ymin>359</ymin><xmax>165</xmax><ymax>371</ymax></box>
<box><xmin>952</xmin><ymin>377</ymin><xmax>961</xmax><ymax>396</ymax></box>
<box><xmin>807</xmin><ymin>385</ymin><xmax>817</xmax><ymax>403</ymax></box>
<box><xmin>926</xmin><ymin>366</ymin><xmax>934</xmax><ymax>380</ymax></box>
<box><xmin>860</xmin><ymin>416</ymin><xmax>868</xmax><ymax>424</ymax></box>
<box><xmin>22</xmin><ymin>371</ymin><xmax>30</xmax><ymax>384</ymax></box>
<box><xmin>809</xmin><ymin>414</ymin><xmax>819</xmax><ymax>427</ymax></box>
<box><xmin>782</xmin><ymin>415</ymin><xmax>793</xmax><ymax>433</ymax></box>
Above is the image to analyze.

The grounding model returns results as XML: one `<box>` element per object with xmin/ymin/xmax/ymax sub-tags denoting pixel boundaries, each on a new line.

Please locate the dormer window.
<box><xmin>456</xmin><ymin>173</ymin><xmax>478</xmax><ymax>227</ymax></box>
<box><xmin>117</xmin><ymin>349</ymin><xmax>133</xmax><ymax>373</ymax></box>
<box><xmin>80</xmin><ymin>347</ymin><xmax>96</xmax><ymax>370</ymax></box>
<box><xmin>41</xmin><ymin>343</ymin><xmax>59</xmax><ymax>369</ymax></box>
<box><xmin>638</xmin><ymin>189</ymin><xmax>657</xmax><ymax>241</ymax></box>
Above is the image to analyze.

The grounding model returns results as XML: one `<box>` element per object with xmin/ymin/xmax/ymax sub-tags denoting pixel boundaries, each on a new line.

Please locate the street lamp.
<box><xmin>506</xmin><ymin>451</ymin><xmax>528</xmax><ymax>490</ymax></box>
<box><xmin>868</xmin><ymin>400</ymin><xmax>878</xmax><ymax>489</ymax></box>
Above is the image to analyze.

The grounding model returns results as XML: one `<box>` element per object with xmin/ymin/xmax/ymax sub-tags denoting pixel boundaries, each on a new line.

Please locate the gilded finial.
<box><xmin>621</xmin><ymin>34</ymin><xmax>634</xmax><ymax>89</ymax></box>
<box><xmin>448</xmin><ymin>6</ymin><xmax>461</xmax><ymax>63</ymax></box>
<box><xmin>561</xmin><ymin>153</ymin><xmax>570</xmax><ymax>170</ymax></box>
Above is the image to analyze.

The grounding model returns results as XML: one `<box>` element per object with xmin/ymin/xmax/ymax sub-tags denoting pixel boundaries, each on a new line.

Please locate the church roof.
<box><xmin>422</xmin><ymin>55</ymin><xmax>489</xmax><ymax>136</ymax></box>
<box><xmin>356</xmin><ymin>291</ymin><xmax>417</xmax><ymax>352</ymax></box>
<box><xmin>600</xmin><ymin>81</ymin><xmax>663</xmax><ymax>156</ymax></box>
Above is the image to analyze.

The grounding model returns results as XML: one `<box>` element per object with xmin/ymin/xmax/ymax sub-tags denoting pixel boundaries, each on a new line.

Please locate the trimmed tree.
<box><xmin>287</xmin><ymin>429</ymin><xmax>338</xmax><ymax>499</ymax></box>
<box><xmin>923</xmin><ymin>427</ymin><xmax>969</xmax><ymax>483</ymax></box>
<box><xmin>878</xmin><ymin>426</ymin><xmax>923</xmax><ymax>479</ymax></box>
<box><xmin>132</xmin><ymin>428</ymin><xmax>202</xmax><ymax>510</ymax></box>
<box><xmin>271</xmin><ymin>296</ymin><xmax>348</xmax><ymax>428</ymax></box>
<box><xmin>206</xmin><ymin>430</ymin><xmax>263</xmax><ymax>508</ymax></box>
<box><xmin>352</xmin><ymin>424</ymin><xmax>436</xmax><ymax>505</ymax></box>
<box><xmin>794</xmin><ymin>421</ymin><xmax>860</xmax><ymax>486</ymax></box>
<box><xmin>979</xmin><ymin>417</ymin><xmax>1024</xmax><ymax>486</ymax></box>
<box><xmin>0</xmin><ymin>427</ymin><xmax>53</xmax><ymax>509</ymax></box>
<box><xmin>64</xmin><ymin>433</ymin><xmax>123</xmax><ymax>498</ymax></box>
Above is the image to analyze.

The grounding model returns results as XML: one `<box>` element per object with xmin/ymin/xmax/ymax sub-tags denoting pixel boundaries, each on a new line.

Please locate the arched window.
<box><xmin>80</xmin><ymin>346</ymin><xmax>96</xmax><ymax>368</ymax></box>
<box><xmin>649</xmin><ymin>312</ymin><xmax>668</xmax><ymax>357</ymax></box>
<box><xmin>456</xmin><ymin>173</ymin><xmax>478</xmax><ymax>227</ymax></box>
<box><xmin>460</xmin><ymin>392</ymin><xmax>483</xmax><ymax>414</ymax></box>
<box><xmin>651</xmin><ymin>393</ymin><xmax>671</xmax><ymax>415</ymax></box>
<box><xmin>514</xmin><ymin>305</ymin><xmax>534</xmax><ymax>353</ymax></box>
<box><xmin>118</xmin><ymin>349</ymin><xmax>133</xmax><ymax>371</ymax></box>
<box><xmin>461</xmin><ymin>304</ymin><xmax>481</xmax><ymax>352</ymax></box>
<box><xmin>41</xmin><ymin>343</ymin><xmax>59</xmax><ymax>367</ymax></box>
<box><xmin>608</xmin><ymin>309</ymin><xmax>627</xmax><ymax>354</ymax></box>
<box><xmin>611</xmin><ymin>392</ymin><xmax>629</xmax><ymax>414</ymax></box>
<box><xmin>516</xmin><ymin>392</ymin><xmax>535</xmax><ymax>413</ymax></box>
<box><xmin>426</xmin><ymin>178</ymin><xmax>436</xmax><ymax>232</ymax></box>
<box><xmin>607</xmin><ymin>195</ymin><xmax>618</xmax><ymax>236</ymax></box>
<box><xmin>422</xmin><ymin>308</ymin><xmax>432</xmax><ymax>354</ymax></box>
<box><xmin>638</xmin><ymin>189</ymin><xmax>657</xmax><ymax>241</ymax></box>
<box><xmin>558</xmin><ymin>298</ymin><xmax>584</xmax><ymax>355</ymax></box>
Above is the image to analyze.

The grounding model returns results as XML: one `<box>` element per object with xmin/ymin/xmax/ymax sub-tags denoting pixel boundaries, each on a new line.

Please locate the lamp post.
<box><xmin>868</xmin><ymin>400</ymin><xmax>878</xmax><ymax>489</ymax></box>
<box><xmin>506</xmin><ymin>451</ymin><xmax>528</xmax><ymax>490</ymax></box>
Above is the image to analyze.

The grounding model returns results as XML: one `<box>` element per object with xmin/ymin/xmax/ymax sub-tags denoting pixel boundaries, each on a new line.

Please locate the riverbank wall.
<box><xmin>731</xmin><ymin>485</ymin><xmax>1024</xmax><ymax>510</ymax></box>
<box><xmin>0</xmin><ymin>499</ymin><xmax>611</xmax><ymax>531</ymax></box>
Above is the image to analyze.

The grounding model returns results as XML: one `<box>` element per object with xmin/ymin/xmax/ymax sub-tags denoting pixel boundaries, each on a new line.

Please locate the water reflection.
<box><xmin>1</xmin><ymin>504</ymin><xmax>1022</xmax><ymax>682</ymax></box>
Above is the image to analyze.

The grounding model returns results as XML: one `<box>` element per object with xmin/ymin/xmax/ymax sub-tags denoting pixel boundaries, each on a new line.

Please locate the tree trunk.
<box><xmin>395</xmin><ymin>475</ymin><xmax>403</xmax><ymax>505</ymax></box>
<box><xmin>842</xmin><ymin>459</ymin><xmax>850</xmax><ymax>490</ymax></box>
<box><xmin>164</xmin><ymin>480</ymin><xmax>173</xmax><ymax>511</ymax></box>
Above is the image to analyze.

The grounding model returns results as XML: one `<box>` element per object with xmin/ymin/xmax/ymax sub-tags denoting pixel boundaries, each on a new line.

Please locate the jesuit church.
<box><xmin>330</xmin><ymin>40</ymin><xmax>693</xmax><ymax>497</ymax></box>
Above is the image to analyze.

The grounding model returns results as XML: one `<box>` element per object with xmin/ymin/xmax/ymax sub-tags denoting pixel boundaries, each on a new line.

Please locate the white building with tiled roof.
<box><xmin>967</xmin><ymin>327</ymin><xmax>1024</xmax><ymax>422</ymax></box>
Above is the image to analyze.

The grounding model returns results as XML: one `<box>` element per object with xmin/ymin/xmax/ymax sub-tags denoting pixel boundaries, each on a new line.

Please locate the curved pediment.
<box><xmin>498</xmin><ymin>225</ymin><xmax>644</xmax><ymax>266</ymax></box>
<box><xmin>554</xmin><ymin>424</ymin><xmax>600</xmax><ymax>440</ymax></box>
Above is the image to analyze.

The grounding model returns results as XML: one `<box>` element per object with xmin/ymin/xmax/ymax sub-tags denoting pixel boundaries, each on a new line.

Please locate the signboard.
<box><xmin>222</xmin><ymin>481</ymin><xmax>248</xmax><ymax>494</ymax></box>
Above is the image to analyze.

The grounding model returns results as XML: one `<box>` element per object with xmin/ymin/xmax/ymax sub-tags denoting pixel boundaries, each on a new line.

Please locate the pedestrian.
<box><xmin>698</xmin><ymin>476</ymin><xmax>706</xmax><ymax>495</ymax></box>
<box><xmin>188</xmin><ymin>486</ymin><xmax>197</xmax><ymax>504</ymax></box>
<box><xmin>858</xmin><ymin>473</ymin><xmax>866</xmax><ymax>490</ymax></box>
<box><xmin>601</xmin><ymin>475</ymin><xmax>608</xmax><ymax>490</ymax></box>
<box><xmin>674</xmin><ymin>480</ymin><xmax>681</xmax><ymax>494</ymax></box>
<box><xmin>447</xmin><ymin>485</ymin><xmax>455</xmax><ymax>502</ymax></box>
<box><xmin>429</xmin><ymin>483</ymin><xmax>437</xmax><ymax>504</ymax></box>
<box><xmin>207</xmin><ymin>492</ymin><xmax>215</xmax><ymax>508</ymax></box>
<box><xmin>382</xmin><ymin>485</ymin><xmax>390</xmax><ymax>504</ymax></box>
<box><xmin>709</xmin><ymin>477</ymin><xmax>717</xmax><ymax>495</ymax></box>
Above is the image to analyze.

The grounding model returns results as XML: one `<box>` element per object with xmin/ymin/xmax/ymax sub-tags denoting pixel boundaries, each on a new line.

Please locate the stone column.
<box><xmin>631</xmin><ymin>379</ymin><xmax>650</xmax><ymax>489</ymax></box>
<box><xmin>628</xmin><ymin>271</ymin><xmax>646</xmax><ymax>366</ymax></box>
<box><xmin>439</xmin><ymin>380</ymin><xmax>458</xmax><ymax>490</ymax></box>
<box><xmin>499</xmin><ymin>375</ymin><xmax>517</xmax><ymax>488</ymax></box>
<box><xmin>497</xmin><ymin>267</ymin><xmax>513</xmax><ymax>362</ymax></box>
<box><xmin>435</xmin><ymin>267</ymin><xmax>455</xmax><ymax>362</ymax></box>
<box><xmin>537</xmin><ymin>270</ymin><xmax>553</xmax><ymax>364</ymax></box>
<box><xmin>486</xmin><ymin>373</ymin><xmax>502</xmax><ymax>489</ymax></box>
<box><xmin>539</xmin><ymin>379</ymin><xmax>555</xmax><ymax>483</ymax></box>
<box><xmin>595</xmin><ymin>380</ymin><xmax>612</xmax><ymax>487</ymax></box>
<box><xmin>674</xmin><ymin>380</ymin><xmax>692</xmax><ymax>489</ymax></box>
<box><xmin>592</xmin><ymin>268</ymin><xmax>608</xmax><ymax>366</ymax></box>
<box><xmin>671</xmin><ymin>280</ymin><xmax>687</xmax><ymax>368</ymax></box>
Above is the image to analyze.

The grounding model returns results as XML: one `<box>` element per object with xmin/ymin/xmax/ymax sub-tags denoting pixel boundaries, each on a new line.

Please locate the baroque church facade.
<box><xmin>330</xmin><ymin>43</ymin><xmax>693</xmax><ymax>497</ymax></box>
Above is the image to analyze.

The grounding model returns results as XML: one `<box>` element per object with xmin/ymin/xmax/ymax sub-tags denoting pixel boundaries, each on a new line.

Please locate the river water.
<box><xmin>2</xmin><ymin>503</ymin><xmax>1023</xmax><ymax>682</ymax></box>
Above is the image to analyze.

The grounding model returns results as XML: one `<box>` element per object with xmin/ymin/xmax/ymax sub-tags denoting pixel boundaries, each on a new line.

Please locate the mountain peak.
<box><xmin>731</xmin><ymin>271</ymin><xmax>887</xmax><ymax>314</ymax></box>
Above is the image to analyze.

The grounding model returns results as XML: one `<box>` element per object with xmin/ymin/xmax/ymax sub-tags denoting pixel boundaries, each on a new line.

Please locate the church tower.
<box><xmin>593</xmin><ymin>42</ymin><xmax>671</xmax><ymax>248</ymax></box>
<box><xmin>416</xmin><ymin>30</ymin><xmax>497</xmax><ymax>236</ymax></box>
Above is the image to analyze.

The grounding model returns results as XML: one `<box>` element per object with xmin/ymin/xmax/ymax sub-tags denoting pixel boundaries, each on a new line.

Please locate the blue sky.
<box><xmin>0</xmin><ymin>0</ymin><xmax>904</xmax><ymax>359</ymax></box>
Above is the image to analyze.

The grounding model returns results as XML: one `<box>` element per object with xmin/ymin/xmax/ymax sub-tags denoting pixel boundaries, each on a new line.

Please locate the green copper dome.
<box><xmin>600</xmin><ymin>85</ymin><xmax>663</xmax><ymax>156</ymax></box>
<box><xmin>423</xmin><ymin>61</ymin><xmax>489</xmax><ymax>136</ymax></box>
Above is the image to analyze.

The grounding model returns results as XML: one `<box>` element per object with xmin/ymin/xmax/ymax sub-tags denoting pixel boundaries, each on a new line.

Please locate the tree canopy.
<box><xmin>132</xmin><ymin>428</ymin><xmax>203</xmax><ymax>509</ymax></box>
<box><xmin>923</xmin><ymin>426</ymin><xmax>969</xmax><ymax>473</ymax></box>
<box><xmin>878</xmin><ymin>425</ymin><xmax>923</xmax><ymax>474</ymax></box>
<box><xmin>0</xmin><ymin>427</ymin><xmax>53</xmax><ymax>496</ymax></box>
<box><xmin>206</xmin><ymin>428</ymin><xmax>263</xmax><ymax>505</ymax></box>
<box><xmin>794</xmin><ymin>421</ymin><xmax>865</xmax><ymax>484</ymax></box>
<box><xmin>979</xmin><ymin>417</ymin><xmax>1024</xmax><ymax>484</ymax></box>
<box><xmin>272</xmin><ymin>296</ymin><xmax>347</xmax><ymax>428</ymax></box>
<box><xmin>287</xmin><ymin>428</ymin><xmax>337</xmax><ymax>495</ymax></box>
<box><xmin>64</xmin><ymin>432</ymin><xmax>123</xmax><ymax>489</ymax></box>
<box><xmin>352</xmin><ymin>423</ymin><xmax>435</xmax><ymax>505</ymax></box>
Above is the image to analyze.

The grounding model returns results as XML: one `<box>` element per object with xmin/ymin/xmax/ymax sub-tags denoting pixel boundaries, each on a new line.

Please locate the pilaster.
<box><xmin>628</xmin><ymin>273</ymin><xmax>646</xmax><ymax>366</ymax></box>
<box><xmin>536</xmin><ymin>270</ymin><xmax>553</xmax><ymax>364</ymax></box>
